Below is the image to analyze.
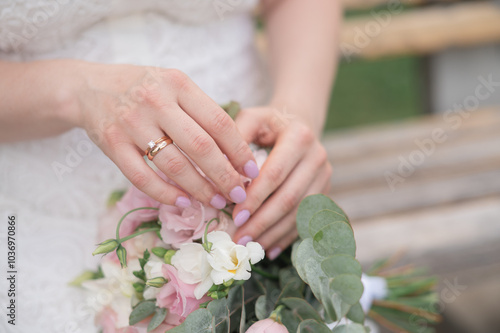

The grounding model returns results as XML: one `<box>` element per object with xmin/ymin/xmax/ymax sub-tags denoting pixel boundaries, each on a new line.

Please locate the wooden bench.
<box><xmin>323</xmin><ymin>108</ymin><xmax>500</xmax><ymax>333</ymax></box>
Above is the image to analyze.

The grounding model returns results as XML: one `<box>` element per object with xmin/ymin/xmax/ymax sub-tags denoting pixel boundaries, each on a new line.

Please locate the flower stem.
<box><xmin>118</xmin><ymin>227</ymin><xmax>161</xmax><ymax>243</ymax></box>
<box><xmin>116</xmin><ymin>207</ymin><xmax>159</xmax><ymax>239</ymax></box>
<box><xmin>251</xmin><ymin>265</ymin><xmax>279</xmax><ymax>280</ymax></box>
<box><xmin>220</xmin><ymin>209</ymin><xmax>232</xmax><ymax>218</ymax></box>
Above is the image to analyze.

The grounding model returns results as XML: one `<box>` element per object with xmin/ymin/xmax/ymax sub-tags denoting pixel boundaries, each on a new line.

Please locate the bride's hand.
<box><xmin>71</xmin><ymin>63</ymin><xmax>258</xmax><ymax>209</ymax></box>
<box><xmin>231</xmin><ymin>106</ymin><xmax>332</xmax><ymax>259</ymax></box>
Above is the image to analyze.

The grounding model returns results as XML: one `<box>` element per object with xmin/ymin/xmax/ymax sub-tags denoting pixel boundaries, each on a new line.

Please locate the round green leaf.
<box><xmin>280</xmin><ymin>297</ymin><xmax>324</xmax><ymax>323</ymax></box>
<box><xmin>330</xmin><ymin>274</ymin><xmax>364</xmax><ymax>305</ymax></box>
<box><xmin>297</xmin><ymin>319</ymin><xmax>333</xmax><ymax>333</ymax></box>
<box><xmin>293</xmin><ymin>238</ymin><xmax>322</xmax><ymax>284</ymax></box>
<box><xmin>331</xmin><ymin>323</ymin><xmax>369</xmax><ymax>333</ymax></box>
<box><xmin>321</xmin><ymin>255</ymin><xmax>362</xmax><ymax>278</ymax></box>
<box><xmin>129</xmin><ymin>300</ymin><xmax>156</xmax><ymax>325</ymax></box>
<box><xmin>167</xmin><ymin>309</ymin><xmax>213</xmax><ymax>333</ymax></box>
<box><xmin>313</xmin><ymin>221</ymin><xmax>356</xmax><ymax>257</ymax></box>
<box><xmin>297</xmin><ymin>194</ymin><xmax>346</xmax><ymax>239</ymax></box>
<box><xmin>309</xmin><ymin>209</ymin><xmax>349</xmax><ymax>238</ymax></box>
<box><xmin>346</xmin><ymin>302</ymin><xmax>365</xmax><ymax>324</ymax></box>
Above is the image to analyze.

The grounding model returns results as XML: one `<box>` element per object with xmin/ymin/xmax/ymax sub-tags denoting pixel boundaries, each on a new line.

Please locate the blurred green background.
<box><xmin>325</xmin><ymin>54</ymin><xmax>425</xmax><ymax>131</ymax></box>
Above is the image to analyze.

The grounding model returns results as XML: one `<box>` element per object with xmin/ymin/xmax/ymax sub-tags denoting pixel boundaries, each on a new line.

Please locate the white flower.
<box><xmin>143</xmin><ymin>256</ymin><xmax>165</xmax><ymax>300</ymax></box>
<box><xmin>82</xmin><ymin>259</ymin><xmax>140</xmax><ymax>328</ymax></box>
<box><xmin>171</xmin><ymin>243</ymin><xmax>213</xmax><ymax>300</ymax></box>
<box><xmin>206</xmin><ymin>231</ymin><xmax>265</xmax><ymax>285</ymax></box>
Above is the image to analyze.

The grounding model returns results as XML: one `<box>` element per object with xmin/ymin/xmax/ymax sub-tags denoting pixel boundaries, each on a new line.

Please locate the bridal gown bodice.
<box><xmin>0</xmin><ymin>1</ymin><xmax>268</xmax><ymax>331</ymax></box>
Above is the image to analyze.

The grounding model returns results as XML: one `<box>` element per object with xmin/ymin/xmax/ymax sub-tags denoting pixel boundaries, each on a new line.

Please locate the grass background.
<box><xmin>324</xmin><ymin>55</ymin><xmax>425</xmax><ymax>131</ymax></box>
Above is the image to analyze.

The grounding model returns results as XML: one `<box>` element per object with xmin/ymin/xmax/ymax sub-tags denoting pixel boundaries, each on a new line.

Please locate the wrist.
<box><xmin>268</xmin><ymin>97</ymin><xmax>326</xmax><ymax>136</ymax></box>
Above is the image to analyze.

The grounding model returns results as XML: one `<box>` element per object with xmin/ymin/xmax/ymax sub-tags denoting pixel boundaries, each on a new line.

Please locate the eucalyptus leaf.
<box><xmin>296</xmin><ymin>319</ymin><xmax>333</xmax><ymax>333</ymax></box>
<box><xmin>309</xmin><ymin>209</ymin><xmax>349</xmax><ymax>238</ymax></box>
<box><xmin>304</xmin><ymin>258</ymin><xmax>327</xmax><ymax>302</ymax></box>
<box><xmin>255</xmin><ymin>295</ymin><xmax>273</xmax><ymax>320</ymax></box>
<box><xmin>293</xmin><ymin>238</ymin><xmax>323</xmax><ymax>284</ymax></box>
<box><xmin>207</xmin><ymin>298</ymin><xmax>230</xmax><ymax>333</ymax></box>
<box><xmin>346</xmin><ymin>302</ymin><xmax>365</xmax><ymax>324</ymax></box>
<box><xmin>147</xmin><ymin>307</ymin><xmax>167</xmax><ymax>332</ymax></box>
<box><xmin>280</xmin><ymin>297</ymin><xmax>324</xmax><ymax>322</ymax></box>
<box><xmin>321</xmin><ymin>255</ymin><xmax>362</xmax><ymax>278</ymax></box>
<box><xmin>331</xmin><ymin>323</ymin><xmax>369</xmax><ymax>333</ymax></box>
<box><xmin>297</xmin><ymin>194</ymin><xmax>345</xmax><ymax>239</ymax></box>
<box><xmin>167</xmin><ymin>309</ymin><xmax>213</xmax><ymax>333</ymax></box>
<box><xmin>330</xmin><ymin>274</ymin><xmax>364</xmax><ymax>306</ymax></box>
<box><xmin>129</xmin><ymin>300</ymin><xmax>156</xmax><ymax>326</ymax></box>
<box><xmin>281</xmin><ymin>308</ymin><xmax>300</xmax><ymax>333</ymax></box>
<box><xmin>313</xmin><ymin>221</ymin><xmax>356</xmax><ymax>257</ymax></box>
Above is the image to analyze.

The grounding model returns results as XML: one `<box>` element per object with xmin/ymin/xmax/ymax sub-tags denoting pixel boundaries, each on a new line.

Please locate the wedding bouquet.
<box><xmin>73</xmin><ymin>103</ymin><xmax>441</xmax><ymax>333</ymax></box>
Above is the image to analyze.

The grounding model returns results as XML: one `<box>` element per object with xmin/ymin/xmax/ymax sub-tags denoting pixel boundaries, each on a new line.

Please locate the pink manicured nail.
<box><xmin>244</xmin><ymin>160</ymin><xmax>259</xmax><ymax>179</ymax></box>
<box><xmin>234</xmin><ymin>210</ymin><xmax>250</xmax><ymax>227</ymax></box>
<box><xmin>237</xmin><ymin>235</ymin><xmax>253</xmax><ymax>246</ymax></box>
<box><xmin>268</xmin><ymin>247</ymin><xmax>282</xmax><ymax>260</ymax></box>
<box><xmin>175</xmin><ymin>196</ymin><xmax>191</xmax><ymax>208</ymax></box>
<box><xmin>210</xmin><ymin>194</ymin><xmax>226</xmax><ymax>209</ymax></box>
<box><xmin>229</xmin><ymin>186</ymin><xmax>246</xmax><ymax>204</ymax></box>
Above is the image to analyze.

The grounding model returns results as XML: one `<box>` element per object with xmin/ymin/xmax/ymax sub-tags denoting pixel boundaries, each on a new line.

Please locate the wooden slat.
<box><xmin>323</xmin><ymin>109</ymin><xmax>500</xmax><ymax>220</ymax></box>
<box><xmin>341</xmin><ymin>0</ymin><xmax>474</xmax><ymax>10</ymax></box>
<box><xmin>341</xmin><ymin>2</ymin><xmax>500</xmax><ymax>59</ymax></box>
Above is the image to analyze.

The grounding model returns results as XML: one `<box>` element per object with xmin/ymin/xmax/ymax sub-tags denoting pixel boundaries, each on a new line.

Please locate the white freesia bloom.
<box><xmin>206</xmin><ymin>231</ymin><xmax>265</xmax><ymax>285</ymax></box>
<box><xmin>143</xmin><ymin>256</ymin><xmax>164</xmax><ymax>300</ymax></box>
<box><xmin>82</xmin><ymin>260</ymin><xmax>140</xmax><ymax>328</ymax></box>
<box><xmin>171</xmin><ymin>243</ymin><xmax>213</xmax><ymax>300</ymax></box>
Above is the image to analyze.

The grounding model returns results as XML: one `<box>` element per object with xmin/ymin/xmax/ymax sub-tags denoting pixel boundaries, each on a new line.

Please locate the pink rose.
<box><xmin>246</xmin><ymin>318</ymin><xmax>288</xmax><ymax>333</ymax></box>
<box><xmin>159</xmin><ymin>200</ymin><xmax>218</xmax><ymax>248</ymax></box>
<box><xmin>98</xmin><ymin>308</ymin><xmax>138</xmax><ymax>333</ymax></box>
<box><xmin>116</xmin><ymin>186</ymin><xmax>161</xmax><ymax>237</ymax></box>
<box><xmin>156</xmin><ymin>264</ymin><xmax>210</xmax><ymax>318</ymax></box>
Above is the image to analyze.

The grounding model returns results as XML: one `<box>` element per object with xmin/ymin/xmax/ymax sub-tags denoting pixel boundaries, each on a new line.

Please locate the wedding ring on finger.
<box><xmin>145</xmin><ymin>136</ymin><xmax>173</xmax><ymax>161</ymax></box>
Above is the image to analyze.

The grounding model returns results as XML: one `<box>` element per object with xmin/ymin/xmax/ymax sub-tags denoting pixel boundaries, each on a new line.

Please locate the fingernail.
<box><xmin>244</xmin><ymin>160</ymin><xmax>259</xmax><ymax>179</ymax></box>
<box><xmin>237</xmin><ymin>235</ymin><xmax>253</xmax><ymax>246</ymax></box>
<box><xmin>234</xmin><ymin>210</ymin><xmax>250</xmax><ymax>227</ymax></box>
<box><xmin>268</xmin><ymin>247</ymin><xmax>282</xmax><ymax>261</ymax></box>
<box><xmin>210</xmin><ymin>194</ymin><xmax>226</xmax><ymax>209</ymax></box>
<box><xmin>175</xmin><ymin>196</ymin><xmax>191</xmax><ymax>208</ymax></box>
<box><xmin>229</xmin><ymin>186</ymin><xmax>246</xmax><ymax>204</ymax></box>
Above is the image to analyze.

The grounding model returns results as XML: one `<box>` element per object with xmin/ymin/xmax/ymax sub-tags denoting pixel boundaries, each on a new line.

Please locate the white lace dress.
<box><xmin>0</xmin><ymin>1</ymin><xmax>269</xmax><ymax>332</ymax></box>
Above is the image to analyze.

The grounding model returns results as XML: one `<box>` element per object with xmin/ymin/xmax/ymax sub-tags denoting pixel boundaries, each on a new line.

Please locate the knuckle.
<box><xmin>102</xmin><ymin>125</ymin><xmax>124</xmax><ymax>148</ymax></box>
<box><xmin>316</xmin><ymin>146</ymin><xmax>328</xmax><ymax>166</ymax></box>
<box><xmin>129</xmin><ymin>170</ymin><xmax>149</xmax><ymax>190</ymax></box>
<box><xmin>191</xmin><ymin>133</ymin><xmax>213</xmax><ymax>157</ymax></box>
<box><xmin>156</xmin><ymin>190</ymin><xmax>175</xmax><ymax>205</ymax></box>
<box><xmin>280</xmin><ymin>192</ymin><xmax>300</xmax><ymax>212</ymax></box>
<box><xmin>266</xmin><ymin>165</ymin><xmax>285</xmax><ymax>187</ymax></box>
<box><xmin>211</xmin><ymin>111</ymin><xmax>234</xmax><ymax>135</ymax></box>
<box><xmin>166</xmin><ymin>69</ymin><xmax>189</xmax><ymax>90</ymax></box>
<box><xmin>233</xmin><ymin>141</ymin><xmax>250</xmax><ymax>159</ymax></box>
<box><xmin>296</xmin><ymin>123</ymin><xmax>314</xmax><ymax>145</ymax></box>
<box><xmin>164</xmin><ymin>154</ymin><xmax>188</xmax><ymax>177</ymax></box>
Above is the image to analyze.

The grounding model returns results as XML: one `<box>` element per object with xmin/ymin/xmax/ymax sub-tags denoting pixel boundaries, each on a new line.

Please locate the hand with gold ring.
<box><xmin>65</xmin><ymin>63</ymin><xmax>259</xmax><ymax>209</ymax></box>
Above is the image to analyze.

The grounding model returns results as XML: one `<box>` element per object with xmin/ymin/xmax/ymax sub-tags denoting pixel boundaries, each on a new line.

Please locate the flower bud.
<box><xmin>116</xmin><ymin>245</ymin><xmax>128</xmax><ymax>268</ymax></box>
<box><xmin>223</xmin><ymin>279</ymin><xmax>234</xmax><ymax>287</ymax></box>
<box><xmin>92</xmin><ymin>239</ymin><xmax>119</xmax><ymax>256</ymax></box>
<box><xmin>152</xmin><ymin>247</ymin><xmax>168</xmax><ymax>258</ymax></box>
<box><xmin>208</xmin><ymin>290</ymin><xmax>228</xmax><ymax>299</ymax></box>
<box><xmin>163</xmin><ymin>249</ymin><xmax>177</xmax><ymax>265</ymax></box>
<box><xmin>133</xmin><ymin>282</ymin><xmax>145</xmax><ymax>293</ymax></box>
<box><xmin>146</xmin><ymin>277</ymin><xmax>168</xmax><ymax>288</ymax></box>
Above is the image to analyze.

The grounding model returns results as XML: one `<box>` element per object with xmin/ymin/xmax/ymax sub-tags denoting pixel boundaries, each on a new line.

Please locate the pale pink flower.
<box><xmin>159</xmin><ymin>200</ymin><xmax>218</xmax><ymax>249</ymax></box>
<box><xmin>116</xmin><ymin>186</ymin><xmax>161</xmax><ymax>237</ymax></box>
<box><xmin>156</xmin><ymin>264</ymin><xmax>210</xmax><ymax>318</ymax></box>
<box><xmin>246</xmin><ymin>318</ymin><xmax>288</xmax><ymax>333</ymax></box>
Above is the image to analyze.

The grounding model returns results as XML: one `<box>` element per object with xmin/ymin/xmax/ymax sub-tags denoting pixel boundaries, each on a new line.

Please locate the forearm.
<box><xmin>262</xmin><ymin>0</ymin><xmax>342</xmax><ymax>135</ymax></box>
<box><xmin>0</xmin><ymin>60</ymin><xmax>82</xmax><ymax>142</ymax></box>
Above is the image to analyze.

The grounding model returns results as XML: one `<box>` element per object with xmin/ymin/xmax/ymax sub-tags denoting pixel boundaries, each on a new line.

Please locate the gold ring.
<box><xmin>145</xmin><ymin>136</ymin><xmax>173</xmax><ymax>161</ymax></box>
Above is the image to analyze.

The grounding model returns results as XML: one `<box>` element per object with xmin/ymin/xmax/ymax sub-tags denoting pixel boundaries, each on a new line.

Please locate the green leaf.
<box><xmin>297</xmin><ymin>194</ymin><xmax>345</xmax><ymax>239</ymax></box>
<box><xmin>309</xmin><ymin>209</ymin><xmax>349</xmax><ymax>238</ymax></box>
<box><xmin>293</xmin><ymin>238</ymin><xmax>323</xmax><ymax>284</ymax></box>
<box><xmin>296</xmin><ymin>319</ymin><xmax>332</xmax><ymax>333</ymax></box>
<box><xmin>313</xmin><ymin>221</ymin><xmax>356</xmax><ymax>257</ymax></box>
<box><xmin>129</xmin><ymin>300</ymin><xmax>156</xmax><ymax>325</ymax></box>
<box><xmin>346</xmin><ymin>302</ymin><xmax>365</xmax><ymax>324</ymax></box>
<box><xmin>167</xmin><ymin>309</ymin><xmax>213</xmax><ymax>333</ymax></box>
<box><xmin>330</xmin><ymin>274</ymin><xmax>364</xmax><ymax>305</ymax></box>
<box><xmin>280</xmin><ymin>297</ymin><xmax>323</xmax><ymax>322</ymax></box>
<box><xmin>221</xmin><ymin>101</ymin><xmax>241</xmax><ymax>119</ymax></box>
<box><xmin>255</xmin><ymin>295</ymin><xmax>274</xmax><ymax>320</ymax></box>
<box><xmin>304</xmin><ymin>258</ymin><xmax>327</xmax><ymax>302</ymax></box>
<box><xmin>107</xmin><ymin>189</ymin><xmax>125</xmax><ymax>207</ymax></box>
<box><xmin>147</xmin><ymin>307</ymin><xmax>167</xmax><ymax>332</ymax></box>
<box><xmin>281</xmin><ymin>308</ymin><xmax>300</xmax><ymax>333</ymax></box>
<box><xmin>321</xmin><ymin>255</ymin><xmax>362</xmax><ymax>278</ymax></box>
<box><xmin>331</xmin><ymin>323</ymin><xmax>369</xmax><ymax>333</ymax></box>
<box><xmin>207</xmin><ymin>298</ymin><xmax>230</xmax><ymax>332</ymax></box>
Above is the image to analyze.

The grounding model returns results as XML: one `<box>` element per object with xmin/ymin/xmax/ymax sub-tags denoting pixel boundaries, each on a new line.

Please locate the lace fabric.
<box><xmin>0</xmin><ymin>1</ymin><xmax>269</xmax><ymax>331</ymax></box>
